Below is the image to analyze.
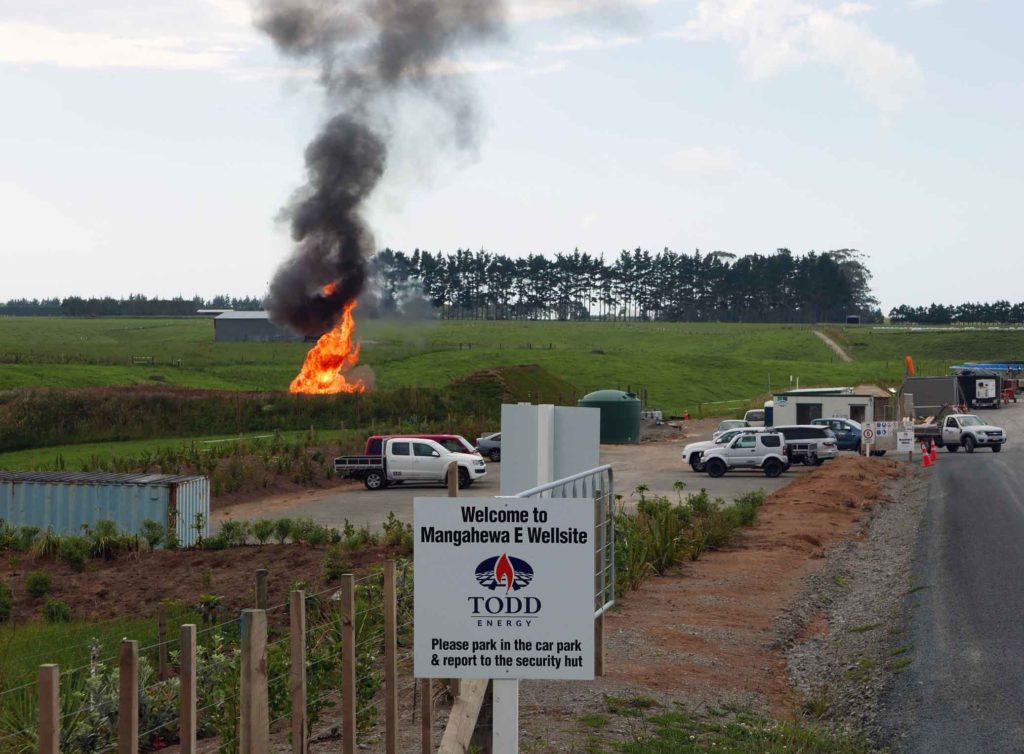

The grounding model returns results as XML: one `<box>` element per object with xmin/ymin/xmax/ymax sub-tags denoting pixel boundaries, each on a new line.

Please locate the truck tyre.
<box><xmin>963</xmin><ymin>435</ymin><xmax>976</xmax><ymax>454</ymax></box>
<box><xmin>458</xmin><ymin>467</ymin><xmax>471</xmax><ymax>489</ymax></box>
<box><xmin>934</xmin><ymin>438</ymin><xmax>945</xmax><ymax>448</ymax></box>
<box><xmin>946</xmin><ymin>444</ymin><xmax>958</xmax><ymax>453</ymax></box>
<box><xmin>993</xmin><ymin>444</ymin><xmax>1002</xmax><ymax>453</ymax></box>
<box><xmin>489</xmin><ymin>448</ymin><xmax>501</xmax><ymax>462</ymax></box>
<box><xmin>689</xmin><ymin>459</ymin><xmax>704</xmax><ymax>473</ymax></box>
<box><xmin>364</xmin><ymin>471</ymin><xmax>386</xmax><ymax>490</ymax></box>
<box><xmin>705</xmin><ymin>458</ymin><xmax>727</xmax><ymax>478</ymax></box>
<box><xmin>763</xmin><ymin>459</ymin><xmax>784</xmax><ymax>478</ymax></box>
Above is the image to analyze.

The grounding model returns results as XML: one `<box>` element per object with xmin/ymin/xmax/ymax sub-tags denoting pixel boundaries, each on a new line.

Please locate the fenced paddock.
<box><xmin>1</xmin><ymin>464</ymin><xmax>616</xmax><ymax>754</ymax></box>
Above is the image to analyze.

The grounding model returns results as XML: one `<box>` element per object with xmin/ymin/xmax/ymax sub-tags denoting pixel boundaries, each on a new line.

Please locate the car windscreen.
<box><xmin>959</xmin><ymin>416</ymin><xmax>984</xmax><ymax>426</ymax></box>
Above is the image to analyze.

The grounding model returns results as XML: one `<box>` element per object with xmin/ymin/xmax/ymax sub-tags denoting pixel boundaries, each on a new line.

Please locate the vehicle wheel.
<box><xmin>854</xmin><ymin>441</ymin><xmax>862</xmax><ymax>454</ymax></box>
<box><xmin>946</xmin><ymin>444</ymin><xmax>958</xmax><ymax>453</ymax></box>
<box><xmin>705</xmin><ymin>458</ymin><xmax>727</xmax><ymax>478</ymax></box>
<box><xmin>763</xmin><ymin>459</ymin><xmax>784</xmax><ymax>478</ymax></box>
<box><xmin>489</xmin><ymin>448</ymin><xmax>501</xmax><ymax>463</ymax></box>
<box><xmin>813</xmin><ymin>457</ymin><xmax>826</xmax><ymax>465</ymax></box>
<box><xmin>364</xmin><ymin>471</ymin><xmax>386</xmax><ymax>491</ymax></box>
<box><xmin>963</xmin><ymin>435</ymin><xmax>976</xmax><ymax>454</ymax></box>
<box><xmin>934</xmin><ymin>438</ymin><xmax>945</xmax><ymax>448</ymax></box>
<box><xmin>689</xmin><ymin>459</ymin><xmax>704</xmax><ymax>473</ymax></box>
<box><xmin>458</xmin><ymin>467</ymin><xmax>471</xmax><ymax>489</ymax></box>
<box><xmin>802</xmin><ymin>454</ymin><xmax>817</xmax><ymax>466</ymax></box>
<box><xmin>993</xmin><ymin>444</ymin><xmax>1002</xmax><ymax>453</ymax></box>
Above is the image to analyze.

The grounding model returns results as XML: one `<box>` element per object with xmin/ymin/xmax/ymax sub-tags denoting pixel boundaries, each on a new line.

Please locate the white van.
<box><xmin>743</xmin><ymin>408</ymin><xmax>765</xmax><ymax>427</ymax></box>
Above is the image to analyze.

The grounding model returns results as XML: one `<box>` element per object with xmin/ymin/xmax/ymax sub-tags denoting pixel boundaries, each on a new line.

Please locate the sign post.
<box><xmin>415</xmin><ymin>496</ymin><xmax>595</xmax><ymax>753</ymax></box>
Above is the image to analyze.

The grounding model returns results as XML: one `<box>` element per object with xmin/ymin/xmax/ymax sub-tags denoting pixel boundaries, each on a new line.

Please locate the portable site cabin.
<box><xmin>768</xmin><ymin>388</ymin><xmax>876</xmax><ymax>427</ymax></box>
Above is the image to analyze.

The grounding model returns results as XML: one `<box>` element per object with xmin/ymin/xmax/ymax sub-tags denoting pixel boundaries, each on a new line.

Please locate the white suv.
<box><xmin>682</xmin><ymin>427</ymin><xmax>765</xmax><ymax>472</ymax></box>
<box><xmin>701</xmin><ymin>432</ymin><xmax>790</xmax><ymax>478</ymax></box>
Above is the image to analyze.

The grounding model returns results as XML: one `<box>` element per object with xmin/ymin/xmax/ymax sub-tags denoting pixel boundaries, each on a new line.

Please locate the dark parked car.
<box><xmin>475</xmin><ymin>432</ymin><xmax>501</xmax><ymax>462</ymax></box>
<box><xmin>811</xmin><ymin>418</ymin><xmax>863</xmax><ymax>451</ymax></box>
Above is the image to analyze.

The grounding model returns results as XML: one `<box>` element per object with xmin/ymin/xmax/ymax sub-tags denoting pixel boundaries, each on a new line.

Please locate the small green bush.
<box><xmin>0</xmin><ymin>583</ymin><xmax>12</xmax><ymax>622</ymax></box>
<box><xmin>382</xmin><ymin>512</ymin><xmax>411</xmax><ymax>547</ymax></box>
<box><xmin>43</xmin><ymin>599</ymin><xmax>71</xmax><ymax>623</ymax></box>
<box><xmin>16</xmin><ymin>526</ymin><xmax>40</xmax><ymax>551</ymax></box>
<box><xmin>219</xmin><ymin>519</ymin><xmax>251</xmax><ymax>547</ymax></box>
<box><xmin>200</xmin><ymin>534</ymin><xmax>228</xmax><ymax>551</ymax></box>
<box><xmin>273</xmin><ymin>518</ymin><xmax>293</xmax><ymax>545</ymax></box>
<box><xmin>31</xmin><ymin>527</ymin><xmax>63</xmax><ymax>559</ymax></box>
<box><xmin>59</xmin><ymin>536</ymin><xmax>89</xmax><ymax>572</ymax></box>
<box><xmin>322</xmin><ymin>545</ymin><xmax>348</xmax><ymax>582</ymax></box>
<box><xmin>140</xmin><ymin>519</ymin><xmax>165</xmax><ymax>549</ymax></box>
<box><xmin>25</xmin><ymin>571</ymin><xmax>52</xmax><ymax>597</ymax></box>
<box><xmin>252</xmin><ymin>519</ymin><xmax>275</xmax><ymax>545</ymax></box>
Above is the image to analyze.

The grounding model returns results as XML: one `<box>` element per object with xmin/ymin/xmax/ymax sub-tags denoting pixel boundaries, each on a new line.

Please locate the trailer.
<box><xmin>953</xmin><ymin>370</ymin><xmax>1002</xmax><ymax>410</ymax></box>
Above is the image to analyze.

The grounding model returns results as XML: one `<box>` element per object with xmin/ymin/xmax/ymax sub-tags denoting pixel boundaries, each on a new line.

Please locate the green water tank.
<box><xmin>578</xmin><ymin>389</ymin><xmax>642</xmax><ymax>444</ymax></box>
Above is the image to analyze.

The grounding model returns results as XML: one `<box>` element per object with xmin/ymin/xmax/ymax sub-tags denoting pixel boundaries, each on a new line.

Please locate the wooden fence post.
<box><xmin>420</xmin><ymin>679</ymin><xmax>433</xmax><ymax>754</ymax></box>
<box><xmin>255</xmin><ymin>568</ymin><xmax>268</xmax><ymax>609</ymax></box>
<box><xmin>119</xmin><ymin>640</ymin><xmax>139</xmax><ymax>754</ymax></box>
<box><xmin>446</xmin><ymin>467</ymin><xmax>460</xmax><ymax>699</ymax></box>
<box><xmin>240</xmin><ymin>609</ymin><xmax>269</xmax><ymax>754</ymax></box>
<box><xmin>383</xmin><ymin>561</ymin><xmax>398</xmax><ymax>754</ymax></box>
<box><xmin>38</xmin><ymin>664</ymin><xmax>59</xmax><ymax>754</ymax></box>
<box><xmin>340</xmin><ymin>575</ymin><xmax>356</xmax><ymax>754</ymax></box>
<box><xmin>290</xmin><ymin>590</ymin><xmax>308</xmax><ymax>754</ymax></box>
<box><xmin>157</xmin><ymin>604</ymin><xmax>169</xmax><ymax>681</ymax></box>
<box><xmin>180</xmin><ymin>624</ymin><xmax>197</xmax><ymax>754</ymax></box>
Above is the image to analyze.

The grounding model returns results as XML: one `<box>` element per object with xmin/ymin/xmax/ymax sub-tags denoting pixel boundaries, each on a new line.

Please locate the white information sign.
<box><xmin>414</xmin><ymin>497</ymin><xmax>594</xmax><ymax>680</ymax></box>
<box><xmin>862</xmin><ymin>427</ymin><xmax>875</xmax><ymax>441</ymax></box>
<box><xmin>897</xmin><ymin>431</ymin><xmax>914</xmax><ymax>453</ymax></box>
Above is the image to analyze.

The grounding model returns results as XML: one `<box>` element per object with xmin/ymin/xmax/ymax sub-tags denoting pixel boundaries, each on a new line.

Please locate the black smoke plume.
<box><xmin>258</xmin><ymin>0</ymin><xmax>506</xmax><ymax>337</ymax></box>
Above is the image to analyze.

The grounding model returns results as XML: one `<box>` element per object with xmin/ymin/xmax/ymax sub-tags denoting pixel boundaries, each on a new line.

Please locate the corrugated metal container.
<box><xmin>0</xmin><ymin>472</ymin><xmax>209</xmax><ymax>547</ymax></box>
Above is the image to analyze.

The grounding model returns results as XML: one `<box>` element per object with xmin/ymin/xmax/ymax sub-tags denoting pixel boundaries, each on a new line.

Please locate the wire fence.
<box><xmin>0</xmin><ymin>560</ymin><xmax>438</xmax><ymax>754</ymax></box>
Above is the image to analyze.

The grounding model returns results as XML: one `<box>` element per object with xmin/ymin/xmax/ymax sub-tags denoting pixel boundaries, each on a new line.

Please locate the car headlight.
<box><xmin>474</xmin><ymin>460</ymin><xmax>486</xmax><ymax>467</ymax></box>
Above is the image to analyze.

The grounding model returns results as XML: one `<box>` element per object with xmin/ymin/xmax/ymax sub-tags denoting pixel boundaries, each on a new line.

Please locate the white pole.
<box><xmin>492</xmin><ymin>679</ymin><xmax>520</xmax><ymax>754</ymax></box>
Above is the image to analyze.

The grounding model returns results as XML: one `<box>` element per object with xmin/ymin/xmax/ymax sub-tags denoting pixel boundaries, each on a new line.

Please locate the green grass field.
<box><xmin>2</xmin><ymin>317</ymin><xmax>1017</xmax><ymax>412</ymax></box>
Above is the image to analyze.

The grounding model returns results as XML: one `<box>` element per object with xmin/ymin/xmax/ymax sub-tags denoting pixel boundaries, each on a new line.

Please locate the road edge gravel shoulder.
<box><xmin>778</xmin><ymin>469</ymin><xmax>928</xmax><ymax>748</ymax></box>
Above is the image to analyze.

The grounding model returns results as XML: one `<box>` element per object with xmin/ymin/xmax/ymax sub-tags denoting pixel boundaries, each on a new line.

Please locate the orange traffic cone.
<box><xmin>922</xmin><ymin>450</ymin><xmax>932</xmax><ymax>468</ymax></box>
<box><xmin>930</xmin><ymin>441</ymin><xmax>938</xmax><ymax>462</ymax></box>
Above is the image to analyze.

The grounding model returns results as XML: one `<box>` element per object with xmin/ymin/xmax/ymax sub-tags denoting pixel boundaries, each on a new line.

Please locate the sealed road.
<box><xmin>881</xmin><ymin>401</ymin><xmax>1024</xmax><ymax>752</ymax></box>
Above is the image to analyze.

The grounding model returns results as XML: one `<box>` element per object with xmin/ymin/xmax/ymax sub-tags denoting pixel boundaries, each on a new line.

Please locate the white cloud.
<box><xmin>837</xmin><ymin>2</ymin><xmax>873</xmax><ymax>15</ymax></box>
<box><xmin>667</xmin><ymin>0</ymin><xmax>921</xmax><ymax>110</ymax></box>
<box><xmin>907</xmin><ymin>0</ymin><xmax>940</xmax><ymax>7</ymax></box>
<box><xmin>0</xmin><ymin>21</ymin><xmax>235</xmax><ymax>69</ymax></box>
<box><xmin>508</xmin><ymin>0</ymin><xmax>660</xmax><ymax>23</ymax></box>
<box><xmin>668</xmin><ymin>146</ymin><xmax>745</xmax><ymax>179</ymax></box>
<box><xmin>527</xmin><ymin>59</ymin><xmax>572</xmax><ymax>75</ymax></box>
<box><xmin>540</xmin><ymin>33</ymin><xmax>641</xmax><ymax>52</ymax></box>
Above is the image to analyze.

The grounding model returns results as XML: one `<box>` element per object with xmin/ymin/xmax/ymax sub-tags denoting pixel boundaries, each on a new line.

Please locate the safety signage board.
<box><xmin>897</xmin><ymin>431</ymin><xmax>914</xmax><ymax>453</ymax></box>
<box><xmin>862</xmin><ymin>427</ymin><xmax>875</xmax><ymax>441</ymax></box>
<box><xmin>413</xmin><ymin>497</ymin><xmax>594</xmax><ymax>680</ymax></box>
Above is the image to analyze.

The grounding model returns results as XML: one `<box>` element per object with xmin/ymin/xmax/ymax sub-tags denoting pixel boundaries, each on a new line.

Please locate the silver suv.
<box><xmin>701</xmin><ymin>431</ymin><xmax>790</xmax><ymax>478</ymax></box>
<box><xmin>774</xmin><ymin>425</ymin><xmax>839</xmax><ymax>465</ymax></box>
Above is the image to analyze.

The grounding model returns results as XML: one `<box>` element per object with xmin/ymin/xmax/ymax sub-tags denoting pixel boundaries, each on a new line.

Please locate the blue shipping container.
<box><xmin>0</xmin><ymin>472</ymin><xmax>210</xmax><ymax>547</ymax></box>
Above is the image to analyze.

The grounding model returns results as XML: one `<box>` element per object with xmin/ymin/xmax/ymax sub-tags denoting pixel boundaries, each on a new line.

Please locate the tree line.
<box><xmin>888</xmin><ymin>301</ymin><xmax>1024</xmax><ymax>325</ymax></box>
<box><xmin>0</xmin><ymin>295</ymin><xmax>263</xmax><ymax>317</ymax></box>
<box><xmin>371</xmin><ymin>247</ymin><xmax>881</xmax><ymax>323</ymax></box>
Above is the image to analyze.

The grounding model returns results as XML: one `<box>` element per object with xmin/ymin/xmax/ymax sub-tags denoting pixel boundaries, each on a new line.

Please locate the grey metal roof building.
<box><xmin>213</xmin><ymin>311</ymin><xmax>303</xmax><ymax>342</ymax></box>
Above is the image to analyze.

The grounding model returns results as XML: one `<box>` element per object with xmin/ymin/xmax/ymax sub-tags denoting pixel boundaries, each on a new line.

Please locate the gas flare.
<box><xmin>288</xmin><ymin>299</ymin><xmax>367</xmax><ymax>395</ymax></box>
<box><xmin>495</xmin><ymin>553</ymin><xmax>515</xmax><ymax>594</ymax></box>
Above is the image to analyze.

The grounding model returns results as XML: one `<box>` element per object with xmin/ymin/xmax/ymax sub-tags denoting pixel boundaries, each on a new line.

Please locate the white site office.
<box><xmin>414</xmin><ymin>403</ymin><xmax>614</xmax><ymax>754</ymax></box>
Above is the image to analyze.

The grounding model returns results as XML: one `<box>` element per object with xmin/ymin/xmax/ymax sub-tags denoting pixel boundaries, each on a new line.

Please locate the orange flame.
<box><xmin>288</xmin><ymin>297</ymin><xmax>368</xmax><ymax>395</ymax></box>
<box><xmin>495</xmin><ymin>553</ymin><xmax>515</xmax><ymax>594</ymax></box>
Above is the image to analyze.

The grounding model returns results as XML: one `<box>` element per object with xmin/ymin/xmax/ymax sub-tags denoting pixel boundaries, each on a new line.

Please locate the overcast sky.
<box><xmin>1</xmin><ymin>0</ymin><xmax>1021</xmax><ymax>311</ymax></box>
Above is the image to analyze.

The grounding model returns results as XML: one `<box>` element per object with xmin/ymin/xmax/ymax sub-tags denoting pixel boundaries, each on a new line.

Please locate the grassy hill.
<box><xmin>1</xmin><ymin>317</ymin><xmax>1016</xmax><ymax>412</ymax></box>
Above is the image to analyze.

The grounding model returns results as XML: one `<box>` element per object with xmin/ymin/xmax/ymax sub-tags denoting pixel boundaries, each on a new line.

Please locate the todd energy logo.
<box><xmin>470</xmin><ymin>553</ymin><xmax>540</xmax><ymax>627</ymax></box>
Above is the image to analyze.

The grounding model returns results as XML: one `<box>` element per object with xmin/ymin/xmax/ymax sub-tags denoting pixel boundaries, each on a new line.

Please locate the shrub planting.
<box><xmin>140</xmin><ymin>519</ymin><xmax>166</xmax><ymax>549</ymax></box>
<box><xmin>25</xmin><ymin>571</ymin><xmax>52</xmax><ymax>597</ymax></box>
<box><xmin>219</xmin><ymin>519</ymin><xmax>251</xmax><ymax>548</ymax></box>
<box><xmin>615</xmin><ymin>488</ymin><xmax>765</xmax><ymax>595</ymax></box>
<box><xmin>59</xmin><ymin>536</ymin><xmax>89</xmax><ymax>572</ymax></box>
<box><xmin>42</xmin><ymin>599</ymin><xmax>71</xmax><ymax>623</ymax></box>
<box><xmin>252</xmin><ymin>519</ymin><xmax>275</xmax><ymax>545</ymax></box>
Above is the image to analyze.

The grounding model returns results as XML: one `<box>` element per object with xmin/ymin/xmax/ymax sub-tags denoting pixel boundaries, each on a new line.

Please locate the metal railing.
<box><xmin>513</xmin><ymin>465</ymin><xmax>615</xmax><ymax>618</ymax></box>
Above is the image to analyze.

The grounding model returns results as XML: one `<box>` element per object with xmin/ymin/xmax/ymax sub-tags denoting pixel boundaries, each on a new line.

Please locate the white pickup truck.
<box><xmin>937</xmin><ymin>414</ymin><xmax>1007</xmax><ymax>453</ymax></box>
<box><xmin>334</xmin><ymin>438</ymin><xmax>487</xmax><ymax>490</ymax></box>
<box><xmin>700</xmin><ymin>431</ymin><xmax>790</xmax><ymax>478</ymax></box>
